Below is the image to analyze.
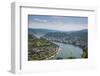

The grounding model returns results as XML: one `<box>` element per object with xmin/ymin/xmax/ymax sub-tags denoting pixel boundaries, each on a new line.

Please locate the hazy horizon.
<box><xmin>28</xmin><ymin>15</ymin><xmax>88</xmax><ymax>31</ymax></box>
<box><xmin>28</xmin><ymin>27</ymin><xmax>88</xmax><ymax>32</ymax></box>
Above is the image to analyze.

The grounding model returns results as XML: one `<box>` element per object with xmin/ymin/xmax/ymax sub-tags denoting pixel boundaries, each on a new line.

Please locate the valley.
<box><xmin>28</xmin><ymin>28</ymin><xmax>88</xmax><ymax>60</ymax></box>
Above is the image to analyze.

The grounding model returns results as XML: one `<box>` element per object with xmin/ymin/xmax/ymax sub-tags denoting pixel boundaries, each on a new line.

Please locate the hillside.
<box><xmin>42</xmin><ymin>29</ymin><xmax>88</xmax><ymax>47</ymax></box>
<box><xmin>28</xmin><ymin>34</ymin><xmax>59</xmax><ymax>60</ymax></box>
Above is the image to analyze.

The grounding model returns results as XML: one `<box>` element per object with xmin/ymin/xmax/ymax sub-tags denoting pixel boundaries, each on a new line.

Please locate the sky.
<box><xmin>28</xmin><ymin>15</ymin><xmax>88</xmax><ymax>31</ymax></box>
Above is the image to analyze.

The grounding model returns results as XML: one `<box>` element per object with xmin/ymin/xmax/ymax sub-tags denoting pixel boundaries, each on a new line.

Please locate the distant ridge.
<box><xmin>28</xmin><ymin>28</ymin><xmax>88</xmax><ymax>33</ymax></box>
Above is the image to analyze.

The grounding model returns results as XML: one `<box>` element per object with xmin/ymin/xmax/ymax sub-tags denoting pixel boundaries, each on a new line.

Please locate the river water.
<box><xmin>53</xmin><ymin>42</ymin><xmax>83</xmax><ymax>59</ymax></box>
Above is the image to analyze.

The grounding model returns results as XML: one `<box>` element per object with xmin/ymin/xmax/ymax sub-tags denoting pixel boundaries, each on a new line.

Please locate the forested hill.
<box><xmin>42</xmin><ymin>29</ymin><xmax>88</xmax><ymax>42</ymax></box>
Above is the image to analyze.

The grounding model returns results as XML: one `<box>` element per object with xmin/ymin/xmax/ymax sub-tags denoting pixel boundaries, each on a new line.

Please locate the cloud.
<box><xmin>49</xmin><ymin>16</ymin><xmax>64</xmax><ymax>19</ymax></box>
<box><xmin>33</xmin><ymin>18</ymin><xmax>48</xmax><ymax>23</ymax></box>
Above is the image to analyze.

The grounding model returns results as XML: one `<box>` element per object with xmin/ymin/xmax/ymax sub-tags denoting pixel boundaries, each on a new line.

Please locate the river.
<box><xmin>32</xmin><ymin>33</ymin><xmax>83</xmax><ymax>59</ymax></box>
<box><xmin>53</xmin><ymin>42</ymin><xmax>83</xmax><ymax>59</ymax></box>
